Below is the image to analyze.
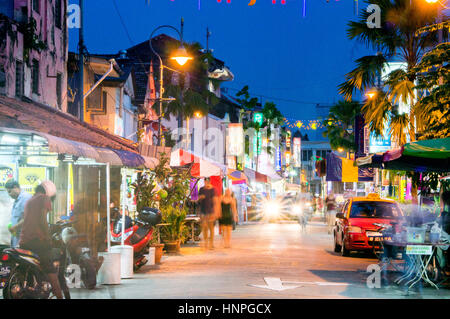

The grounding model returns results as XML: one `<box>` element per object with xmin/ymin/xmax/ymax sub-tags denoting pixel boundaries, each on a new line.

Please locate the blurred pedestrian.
<box><xmin>5</xmin><ymin>179</ymin><xmax>32</xmax><ymax>247</ymax></box>
<box><xmin>198</xmin><ymin>178</ymin><xmax>218</xmax><ymax>250</ymax></box>
<box><xmin>325</xmin><ymin>192</ymin><xmax>337</xmax><ymax>234</ymax></box>
<box><xmin>19</xmin><ymin>180</ymin><xmax>64</xmax><ymax>299</ymax></box>
<box><xmin>219</xmin><ymin>189</ymin><xmax>238</xmax><ymax>248</ymax></box>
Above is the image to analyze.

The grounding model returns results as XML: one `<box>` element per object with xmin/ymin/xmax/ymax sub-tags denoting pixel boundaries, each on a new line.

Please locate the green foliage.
<box><xmin>19</xmin><ymin>17</ymin><xmax>47</xmax><ymax>63</ymax></box>
<box><xmin>160</xmin><ymin>205</ymin><xmax>187</xmax><ymax>242</ymax></box>
<box><xmin>131</xmin><ymin>154</ymin><xmax>186</xmax><ymax>212</ymax></box>
<box><xmin>413</xmin><ymin>42</ymin><xmax>450</xmax><ymax>140</ymax></box>
<box><xmin>322</xmin><ymin>100</ymin><xmax>361</xmax><ymax>151</ymax></box>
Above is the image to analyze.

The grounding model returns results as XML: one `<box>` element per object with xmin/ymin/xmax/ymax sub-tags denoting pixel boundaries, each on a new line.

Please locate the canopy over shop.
<box><xmin>356</xmin><ymin>138</ymin><xmax>450</xmax><ymax>173</ymax></box>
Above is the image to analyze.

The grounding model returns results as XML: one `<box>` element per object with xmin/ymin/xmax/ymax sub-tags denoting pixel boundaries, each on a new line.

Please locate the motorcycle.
<box><xmin>110</xmin><ymin>207</ymin><xmax>161</xmax><ymax>271</ymax></box>
<box><xmin>59</xmin><ymin>222</ymin><xmax>103</xmax><ymax>289</ymax></box>
<box><xmin>0</xmin><ymin>222</ymin><xmax>71</xmax><ymax>299</ymax></box>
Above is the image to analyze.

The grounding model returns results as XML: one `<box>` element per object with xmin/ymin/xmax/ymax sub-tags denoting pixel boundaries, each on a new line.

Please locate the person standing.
<box><xmin>219</xmin><ymin>189</ymin><xmax>238</xmax><ymax>248</ymax></box>
<box><xmin>198</xmin><ymin>178</ymin><xmax>218</xmax><ymax>250</ymax></box>
<box><xmin>19</xmin><ymin>180</ymin><xmax>64</xmax><ymax>299</ymax></box>
<box><xmin>325</xmin><ymin>192</ymin><xmax>337</xmax><ymax>234</ymax></box>
<box><xmin>5</xmin><ymin>180</ymin><xmax>32</xmax><ymax>247</ymax></box>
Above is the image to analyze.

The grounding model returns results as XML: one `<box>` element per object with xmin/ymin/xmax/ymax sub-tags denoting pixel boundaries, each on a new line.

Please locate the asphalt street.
<box><xmin>68</xmin><ymin>220</ymin><xmax>450</xmax><ymax>299</ymax></box>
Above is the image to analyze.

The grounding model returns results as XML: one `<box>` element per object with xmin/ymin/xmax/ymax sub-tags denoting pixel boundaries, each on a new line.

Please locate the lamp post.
<box><xmin>149</xmin><ymin>19</ymin><xmax>193</xmax><ymax>146</ymax></box>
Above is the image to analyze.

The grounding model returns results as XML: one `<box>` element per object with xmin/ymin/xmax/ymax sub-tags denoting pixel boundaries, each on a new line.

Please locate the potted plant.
<box><xmin>149</xmin><ymin>228</ymin><xmax>164</xmax><ymax>264</ymax></box>
<box><xmin>161</xmin><ymin>205</ymin><xmax>187</xmax><ymax>253</ymax></box>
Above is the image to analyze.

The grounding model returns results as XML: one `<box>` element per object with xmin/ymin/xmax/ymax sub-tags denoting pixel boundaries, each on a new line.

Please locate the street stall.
<box><xmin>356</xmin><ymin>138</ymin><xmax>450</xmax><ymax>290</ymax></box>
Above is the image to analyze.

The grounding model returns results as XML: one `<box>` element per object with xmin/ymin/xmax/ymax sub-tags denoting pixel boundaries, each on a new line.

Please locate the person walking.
<box><xmin>325</xmin><ymin>192</ymin><xmax>337</xmax><ymax>234</ymax></box>
<box><xmin>198</xmin><ymin>178</ymin><xmax>218</xmax><ymax>250</ymax></box>
<box><xmin>5</xmin><ymin>180</ymin><xmax>32</xmax><ymax>247</ymax></box>
<box><xmin>219</xmin><ymin>189</ymin><xmax>238</xmax><ymax>248</ymax></box>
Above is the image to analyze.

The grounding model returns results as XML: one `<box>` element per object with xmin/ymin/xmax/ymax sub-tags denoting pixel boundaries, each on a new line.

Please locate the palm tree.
<box><xmin>339</xmin><ymin>0</ymin><xmax>441</xmax><ymax>145</ymax></box>
<box><xmin>322</xmin><ymin>100</ymin><xmax>361</xmax><ymax>152</ymax></box>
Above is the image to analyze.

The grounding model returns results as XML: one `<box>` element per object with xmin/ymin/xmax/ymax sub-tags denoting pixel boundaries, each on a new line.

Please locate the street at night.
<box><xmin>0</xmin><ymin>0</ymin><xmax>449</xmax><ymax>308</ymax></box>
<box><xmin>66</xmin><ymin>219</ymin><xmax>450</xmax><ymax>299</ymax></box>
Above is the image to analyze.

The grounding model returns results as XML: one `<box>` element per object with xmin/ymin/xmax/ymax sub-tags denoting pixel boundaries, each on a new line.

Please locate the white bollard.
<box><xmin>147</xmin><ymin>247</ymin><xmax>155</xmax><ymax>265</ymax></box>
<box><xmin>110</xmin><ymin>245</ymin><xmax>134</xmax><ymax>279</ymax></box>
<box><xmin>97</xmin><ymin>252</ymin><xmax>121</xmax><ymax>285</ymax></box>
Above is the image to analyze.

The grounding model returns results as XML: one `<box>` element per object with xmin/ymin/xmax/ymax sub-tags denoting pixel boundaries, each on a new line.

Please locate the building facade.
<box><xmin>0</xmin><ymin>0</ymin><xmax>68</xmax><ymax>111</ymax></box>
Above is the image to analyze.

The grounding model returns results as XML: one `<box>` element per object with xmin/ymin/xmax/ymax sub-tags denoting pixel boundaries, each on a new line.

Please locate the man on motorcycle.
<box><xmin>18</xmin><ymin>181</ymin><xmax>63</xmax><ymax>299</ymax></box>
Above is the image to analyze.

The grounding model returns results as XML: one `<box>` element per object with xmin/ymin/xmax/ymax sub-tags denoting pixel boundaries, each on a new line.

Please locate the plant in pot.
<box><xmin>148</xmin><ymin>227</ymin><xmax>164</xmax><ymax>264</ymax></box>
<box><xmin>161</xmin><ymin>205</ymin><xmax>187</xmax><ymax>253</ymax></box>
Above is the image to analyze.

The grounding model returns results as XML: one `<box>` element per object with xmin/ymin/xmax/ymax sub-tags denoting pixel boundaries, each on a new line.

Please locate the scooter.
<box><xmin>0</xmin><ymin>222</ymin><xmax>71</xmax><ymax>299</ymax></box>
<box><xmin>110</xmin><ymin>207</ymin><xmax>161</xmax><ymax>270</ymax></box>
<box><xmin>59</xmin><ymin>221</ymin><xmax>103</xmax><ymax>289</ymax></box>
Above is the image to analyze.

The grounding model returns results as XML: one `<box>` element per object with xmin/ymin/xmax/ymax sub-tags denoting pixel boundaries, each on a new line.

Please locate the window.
<box><xmin>32</xmin><ymin>0</ymin><xmax>40</xmax><ymax>13</ymax></box>
<box><xmin>56</xmin><ymin>73</ymin><xmax>62</xmax><ymax>108</ymax></box>
<box><xmin>15</xmin><ymin>61</ymin><xmax>24</xmax><ymax>97</ymax></box>
<box><xmin>86</xmin><ymin>86</ymin><xmax>108</xmax><ymax>114</ymax></box>
<box><xmin>302</xmin><ymin>150</ymin><xmax>312</xmax><ymax>162</ymax></box>
<box><xmin>32</xmin><ymin>59</ymin><xmax>39</xmax><ymax>94</ymax></box>
<box><xmin>350</xmin><ymin>201</ymin><xmax>402</xmax><ymax>219</ymax></box>
<box><xmin>55</xmin><ymin>0</ymin><xmax>62</xmax><ymax>28</ymax></box>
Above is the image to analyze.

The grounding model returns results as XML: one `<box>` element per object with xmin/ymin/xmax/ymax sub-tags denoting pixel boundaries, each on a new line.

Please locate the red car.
<box><xmin>333</xmin><ymin>194</ymin><xmax>404</xmax><ymax>257</ymax></box>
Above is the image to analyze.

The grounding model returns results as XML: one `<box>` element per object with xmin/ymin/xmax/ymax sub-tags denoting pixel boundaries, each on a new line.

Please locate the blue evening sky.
<box><xmin>68</xmin><ymin>0</ymin><xmax>373</xmax><ymax>124</ymax></box>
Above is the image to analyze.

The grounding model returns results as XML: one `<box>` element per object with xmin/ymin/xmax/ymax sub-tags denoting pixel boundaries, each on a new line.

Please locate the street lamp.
<box><xmin>149</xmin><ymin>20</ymin><xmax>193</xmax><ymax>146</ymax></box>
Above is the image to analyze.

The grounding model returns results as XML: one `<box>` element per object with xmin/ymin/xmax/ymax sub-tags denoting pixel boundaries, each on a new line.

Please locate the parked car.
<box><xmin>333</xmin><ymin>193</ymin><xmax>404</xmax><ymax>257</ymax></box>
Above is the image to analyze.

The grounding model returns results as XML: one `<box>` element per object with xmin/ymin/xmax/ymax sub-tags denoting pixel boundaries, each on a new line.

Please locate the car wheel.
<box><xmin>341</xmin><ymin>236</ymin><xmax>350</xmax><ymax>257</ymax></box>
<box><xmin>333</xmin><ymin>232</ymin><xmax>342</xmax><ymax>253</ymax></box>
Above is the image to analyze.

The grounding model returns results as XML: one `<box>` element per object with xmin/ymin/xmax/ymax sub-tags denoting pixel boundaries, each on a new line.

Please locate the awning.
<box><xmin>227</xmin><ymin>169</ymin><xmax>248</xmax><ymax>185</ymax></box>
<box><xmin>170</xmin><ymin>148</ymin><xmax>225</xmax><ymax>177</ymax></box>
<box><xmin>0</xmin><ymin>127</ymin><xmax>158</xmax><ymax>169</ymax></box>
<box><xmin>356</xmin><ymin>138</ymin><xmax>450</xmax><ymax>172</ymax></box>
<box><xmin>244</xmin><ymin>168</ymin><xmax>269</xmax><ymax>183</ymax></box>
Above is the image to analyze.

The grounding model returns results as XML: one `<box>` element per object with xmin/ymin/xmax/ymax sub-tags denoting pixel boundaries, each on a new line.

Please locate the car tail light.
<box><xmin>348</xmin><ymin>226</ymin><xmax>362</xmax><ymax>233</ymax></box>
<box><xmin>1</xmin><ymin>254</ymin><xmax>9</xmax><ymax>262</ymax></box>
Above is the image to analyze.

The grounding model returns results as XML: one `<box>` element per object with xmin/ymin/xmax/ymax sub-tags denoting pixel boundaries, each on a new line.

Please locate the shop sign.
<box><xmin>293</xmin><ymin>137</ymin><xmax>301</xmax><ymax>167</ymax></box>
<box><xmin>19</xmin><ymin>167</ymin><xmax>46</xmax><ymax>194</ymax></box>
<box><xmin>253</xmin><ymin>112</ymin><xmax>263</xmax><ymax>126</ymax></box>
<box><xmin>227</xmin><ymin>123</ymin><xmax>244</xmax><ymax>156</ymax></box>
<box><xmin>27</xmin><ymin>155</ymin><xmax>59</xmax><ymax>167</ymax></box>
<box><xmin>406</xmin><ymin>245</ymin><xmax>432</xmax><ymax>255</ymax></box>
<box><xmin>275</xmin><ymin>147</ymin><xmax>281</xmax><ymax>171</ymax></box>
<box><xmin>227</xmin><ymin>156</ymin><xmax>236</xmax><ymax>170</ymax></box>
<box><xmin>0</xmin><ymin>165</ymin><xmax>15</xmax><ymax>189</ymax></box>
<box><xmin>286</xmin><ymin>131</ymin><xmax>291</xmax><ymax>150</ymax></box>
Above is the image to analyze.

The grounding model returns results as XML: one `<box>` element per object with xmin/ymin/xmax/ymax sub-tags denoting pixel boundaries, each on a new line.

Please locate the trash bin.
<box><xmin>97</xmin><ymin>252</ymin><xmax>121</xmax><ymax>285</ymax></box>
<box><xmin>111</xmin><ymin>245</ymin><xmax>134</xmax><ymax>279</ymax></box>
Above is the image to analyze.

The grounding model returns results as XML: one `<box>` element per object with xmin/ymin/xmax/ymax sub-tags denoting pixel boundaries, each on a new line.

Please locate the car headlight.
<box><xmin>293</xmin><ymin>205</ymin><xmax>302</xmax><ymax>215</ymax></box>
<box><xmin>264</xmin><ymin>201</ymin><xmax>280</xmax><ymax>217</ymax></box>
<box><xmin>347</xmin><ymin>226</ymin><xmax>362</xmax><ymax>233</ymax></box>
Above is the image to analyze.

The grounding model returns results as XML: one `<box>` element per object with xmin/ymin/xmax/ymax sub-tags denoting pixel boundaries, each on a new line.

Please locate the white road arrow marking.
<box><xmin>249</xmin><ymin>277</ymin><xmax>351</xmax><ymax>291</ymax></box>
<box><xmin>248</xmin><ymin>277</ymin><xmax>302</xmax><ymax>291</ymax></box>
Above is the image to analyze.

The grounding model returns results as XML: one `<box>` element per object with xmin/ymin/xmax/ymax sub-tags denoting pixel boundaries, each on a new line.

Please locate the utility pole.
<box><xmin>78</xmin><ymin>0</ymin><xmax>84</xmax><ymax>122</ymax></box>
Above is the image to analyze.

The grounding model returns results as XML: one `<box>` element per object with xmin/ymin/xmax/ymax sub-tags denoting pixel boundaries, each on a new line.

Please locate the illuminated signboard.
<box><xmin>276</xmin><ymin>147</ymin><xmax>281</xmax><ymax>171</ymax></box>
<box><xmin>286</xmin><ymin>130</ymin><xmax>291</xmax><ymax>150</ymax></box>
<box><xmin>227</xmin><ymin>123</ymin><xmax>244</xmax><ymax>156</ymax></box>
<box><xmin>293</xmin><ymin>137</ymin><xmax>301</xmax><ymax>168</ymax></box>
<box><xmin>253</xmin><ymin>113</ymin><xmax>263</xmax><ymax>126</ymax></box>
<box><xmin>285</xmin><ymin>151</ymin><xmax>291</xmax><ymax>166</ymax></box>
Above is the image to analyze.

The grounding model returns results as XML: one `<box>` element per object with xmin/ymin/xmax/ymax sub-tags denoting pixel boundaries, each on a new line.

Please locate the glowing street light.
<box><xmin>171</xmin><ymin>46</ymin><xmax>193</xmax><ymax>66</ymax></box>
<box><xmin>149</xmin><ymin>19</ymin><xmax>193</xmax><ymax>146</ymax></box>
<box><xmin>366</xmin><ymin>91</ymin><xmax>377</xmax><ymax>99</ymax></box>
